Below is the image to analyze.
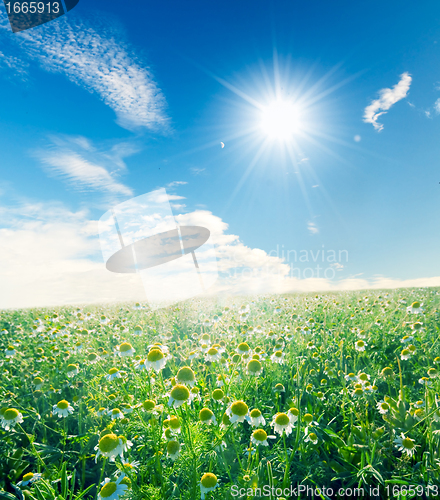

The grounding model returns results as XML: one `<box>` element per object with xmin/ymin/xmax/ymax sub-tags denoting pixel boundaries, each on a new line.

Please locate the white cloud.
<box><xmin>1</xmin><ymin>15</ymin><xmax>168</xmax><ymax>131</ymax></box>
<box><xmin>34</xmin><ymin>135</ymin><xmax>135</xmax><ymax>196</ymax></box>
<box><xmin>0</xmin><ymin>50</ymin><xmax>28</xmax><ymax>79</ymax></box>
<box><xmin>167</xmin><ymin>181</ymin><xmax>188</xmax><ymax>188</ymax></box>
<box><xmin>363</xmin><ymin>73</ymin><xmax>412</xmax><ymax>131</ymax></box>
<box><xmin>308</xmin><ymin>222</ymin><xmax>319</xmax><ymax>234</ymax></box>
<box><xmin>190</xmin><ymin>167</ymin><xmax>206</xmax><ymax>175</ymax></box>
<box><xmin>1</xmin><ymin>197</ymin><xmax>439</xmax><ymax>310</ymax></box>
<box><xmin>434</xmin><ymin>98</ymin><xmax>440</xmax><ymax>114</ymax></box>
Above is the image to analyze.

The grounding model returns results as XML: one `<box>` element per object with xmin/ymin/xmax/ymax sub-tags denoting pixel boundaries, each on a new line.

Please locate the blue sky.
<box><xmin>0</xmin><ymin>0</ymin><xmax>440</xmax><ymax>308</ymax></box>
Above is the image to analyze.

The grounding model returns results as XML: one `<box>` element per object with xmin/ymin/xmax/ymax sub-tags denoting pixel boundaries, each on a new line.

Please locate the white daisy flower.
<box><xmin>401</xmin><ymin>335</ymin><xmax>414</xmax><ymax>344</ymax></box>
<box><xmin>200</xmin><ymin>473</ymin><xmax>219</xmax><ymax>500</ymax></box>
<box><xmin>176</xmin><ymin>367</ymin><xmax>197</xmax><ymax>388</ymax></box>
<box><xmin>225</xmin><ymin>401</ymin><xmax>250</xmax><ymax>424</ymax></box>
<box><xmin>205</xmin><ymin>347</ymin><xmax>221</xmax><ymax>363</ymax></box>
<box><xmin>251</xmin><ymin>429</ymin><xmax>274</xmax><ymax>447</ymax></box>
<box><xmin>166</xmin><ymin>440</ymin><xmax>181</xmax><ymax>461</ymax></box>
<box><xmin>287</xmin><ymin>407</ymin><xmax>299</xmax><ymax>425</ymax></box>
<box><xmin>66</xmin><ymin>364</ymin><xmax>79</xmax><ymax>378</ymax></box>
<box><xmin>168</xmin><ymin>384</ymin><xmax>191</xmax><ymax>408</ymax></box>
<box><xmin>249</xmin><ymin>408</ymin><xmax>266</xmax><ymax>427</ymax></box>
<box><xmin>376</xmin><ymin>401</ymin><xmax>390</xmax><ymax>415</ymax></box>
<box><xmin>133</xmin><ymin>358</ymin><xmax>148</xmax><ymax>371</ymax></box>
<box><xmin>270</xmin><ymin>351</ymin><xmax>285</xmax><ymax>365</ymax></box>
<box><xmin>145</xmin><ymin>349</ymin><xmax>167</xmax><ymax>372</ymax></box>
<box><xmin>246</xmin><ymin>359</ymin><xmax>263</xmax><ymax>377</ymax></box>
<box><xmin>394</xmin><ymin>432</ymin><xmax>417</xmax><ymax>457</ymax></box>
<box><xmin>116</xmin><ymin>342</ymin><xmax>135</xmax><ymax>357</ymax></box>
<box><xmin>418</xmin><ymin>377</ymin><xmax>432</xmax><ymax>387</ymax></box>
<box><xmin>52</xmin><ymin>400</ymin><xmax>74</xmax><ymax>418</ymax></box>
<box><xmin>108</xmin><ymin>408</ymin><xmax>124</xmax><ymax>420</ymax></box>
<box><xmin>105</xmin><ymin>368</ymin><xmax>122</xmax><ymax>381</ymax></box>
<box><xmin>98</xmin><ymin>473</ymin><xmax>128</xmax><ymax>500</ymax></box>
<box><xmin>400</xmin><ymin>349</ymin><xmax>412</xmax><ymax>360</ymax></box>
<box><xmin>4</xmin><ymin>346</ymin><xmax>16</xmax><ymax>357</ymax></box>
<box><xmin>94</xmin><ymin>433</ymin><xmax>125</xmax><ymax>462</ymax></box>
<box><xmin>0</xmin><ymin>408</ymin><xmax>24</xmax><ymax>430</ymax></box>
<box><xmin>270</xmin><ymin>412</ymin><xmax>294</xmax><ymax>437</ymax></box>
<box><xmin>355</xmin><ymin>340</ymin><xmax>367</xmax><ymax>352</ymax></box>
<box><xmin>345</xmin><ymin>373</ymin><xmax>357</xmax><ymax>382</ymax></box>
<box><xmin>17</xmin><ymin>472</ymin><xmax>42</xmax><ymax>487</ymax></box>
<box><xmin>199</xmin><ymin>408</ymin><xmax>217</xmax><ymax>425</ymax></box>
<box><xmin>407</xmin><ymin>301</ymin><xmax>423</xmax><ymax>314</ymax></box>
<box><xmin>304</xmin><ymin>428</ymin><xmax>319</xmax><ymax>445</ymax></box>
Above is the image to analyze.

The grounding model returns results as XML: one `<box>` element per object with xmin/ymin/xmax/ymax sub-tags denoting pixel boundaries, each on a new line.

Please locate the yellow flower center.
<box><xmin>177</xmin><ymin>367</ymin><xmax>195</xmax><ymax>382</ymax></box>
<box><xmin>231</xmin><ymin>401</ymin><xmax>248</xmax><ymax>417</ymax></box>
<box><xmin>309</xmin><ymin>432</ymin><xmax>317</xmax><ymax>441</ymax></box>
<box><xmin>199</xmin><ymin>408</ymin><xmax>214</xmax><ymax>422</ymax></box>
<box><xmin>289</xmin><ymin>407</ymin><xmax>299</xmax><ymax>417</ymax></box>
<box><xmin>169</xmin><ymin>416</ymin><xmax>180</xmax><ymax>429</ymax></box>
<box><xmin>247</xmin><ymin>360</ymin><xmax>262</xmax><ymax>373</ymax></box>
<box><xmin>275</xmin><ymin>413</ymin><xmax>290</xmax><ymax>426</ymax></box>
<box><xmin>100</xmin><ymin>482</ymin><xmax>117</xmax><ymax>498</ymax></box>
<box><xmin>120</xmin><ymin>343</ymin><xmax>132</xmax><ymax>352</ymax></box>
<box><xmin>87</xmin><ymin>353</ymin><xmax>97</xmax><ymax>361</ymax></box>
<box><xmin>250</xmin><ymin>409</ymin><xmax>261</xmax><ymax>418</ymax></box>
<box><xmin>354</xmin><ymin>388</ymin><xmax>363</xmax><ymax>396</ymax></box>
<box><xmin>411</xmin><ymin>301</ymin><xmax>420</xmax><ymax>308</ymax></box>
<box><xmin>170</xmin><ymin>385</ymin><xmax>190</xmax><ymax>401</ymax></box>
<box><xmin>381</xmin><ymin>367</ymin><xmax>393</xmax><ymax>376</ymax></box>
<box><xmin>57</xmin><ymin>400</ymin><xmax>69</xmax><ymax>410</ymax></box>
<box><xmin>274</xmin><ymin>351</ymin><xmax>283</xmax><ymax>358</ymax></box>
<box><xmin>167</xmin><ymin>440</ymin><xmax>180</xmax><ymax>454</ymax></box>
<box><xmin>34</xmin><ymin>377</ymin><xmax>43</xmax><ymax>385</ymax></box>
<box><xmin>253</xmin><ymin>429</ymin><xmax>267</xmax><ymax>441</ymax></box>
<box><xmin>201</xmin><ymin>473</ymin><xmax>218</xmax><ymax>489</ymax></box>
<box><xmin>212</xmin><ymin>389</ymin><xmax>224</xmax><ymax>400</ymax></box>
<box><xmin>359</xmin><ymin>373</ymin><xmax>368</xmax><ymax>381</ymax></box>
<box><xmin>380</xmin><ymin>403</ymin><xmax>389</xmax><ymax>410</ymax></box>
<box><xmin>148</xmin><ymin>349</ymin><xmax>164</xmax><ymax>362</ymax></box>
<box><xmin>108</xmin><ymin>368</ymin><xmax>119</xmax><ymax>375</ymax></box>
<box><xmin>98</xmin><ymin>433</ymin><xmax>119</xmax><ymax>453</ymax></box>
<box><xmin>402</xmin><ymin>437</ymin><xmax>414</xmax><ymax>449</ymax></box>
<box><xmin>303</xmin><ymin>413</ymin><xmax>313</xmax><ymax>424</ymax></box>
<box><xmin>23</xmin><ymin>472</ymin><xmax>34</xmax><ymax>481</ymax></box>
<box><xmin>237</xmin><ymin>343</ymin><xmax>250</xmax><ymax>352</ymax></box>
<box><xmin>67</xmin><ymin>364</ymin><xmax>77</xmax><ymax>371</ymax></box>
<box><xmin>142</xmin><ymin>399</ymin><xmax>156</xmax><ymax>410</ymax></box>
<box><xmin>207</xmin><ymin>347</ymin><xmax>219</xmax><ymax>356</ymax></box>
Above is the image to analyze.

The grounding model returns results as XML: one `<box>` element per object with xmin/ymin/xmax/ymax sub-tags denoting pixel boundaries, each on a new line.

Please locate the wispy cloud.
<box><xmin>190</xmin><ymin>167</ymin><xmax>206</xmax><ymax>175</ymax></box>
<box><xmin>1</xmin><ymin>15</ymin><xmax>168</xmax><ymax>131</ymax></box>
<box><xmin>363</xmin><ymin>72</ymin><xmax>412</xmax><ymax>131</ymax></box>
<box><xmin>34</xmin><ymin>135</ymin><xmax>135</xmax><ymax>196</ymax></box>
<box><xmin>308</xmin><ymin>221</ymin><xmax>319</xmax><ymax>234</ymax></box>
<box><xmin>167</xmin><ymin>181</ymin><xmax>188</xmax><ymax>188</ymax></box>
<box><xmin>434</xmin><ymin>98</ymin><xmax>440</xmax><ymax>114</ymax></box>
<box><xmin>0</xmin><ymin>50</ymin><xmax>28</xmax><ymax>79</ymax></box>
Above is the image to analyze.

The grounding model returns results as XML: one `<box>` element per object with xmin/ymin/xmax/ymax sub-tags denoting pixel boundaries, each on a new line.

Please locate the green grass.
<box><xmin>1</xmin><ymin>288</ymin><xmax>440</xmax><ymax>500</ymax></box>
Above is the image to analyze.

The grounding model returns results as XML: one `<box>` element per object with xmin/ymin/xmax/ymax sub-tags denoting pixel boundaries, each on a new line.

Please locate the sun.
<box><xmin>260</xmin><ymin>100</ymin><xmax>302</xmax><ymax>142</ymax></box>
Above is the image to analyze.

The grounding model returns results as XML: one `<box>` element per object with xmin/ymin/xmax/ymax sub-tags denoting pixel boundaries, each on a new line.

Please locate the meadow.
<box><xmin>1</xmin><ymin>288</ymin><xmax>440</xmax><ymax>500</ymax></box>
